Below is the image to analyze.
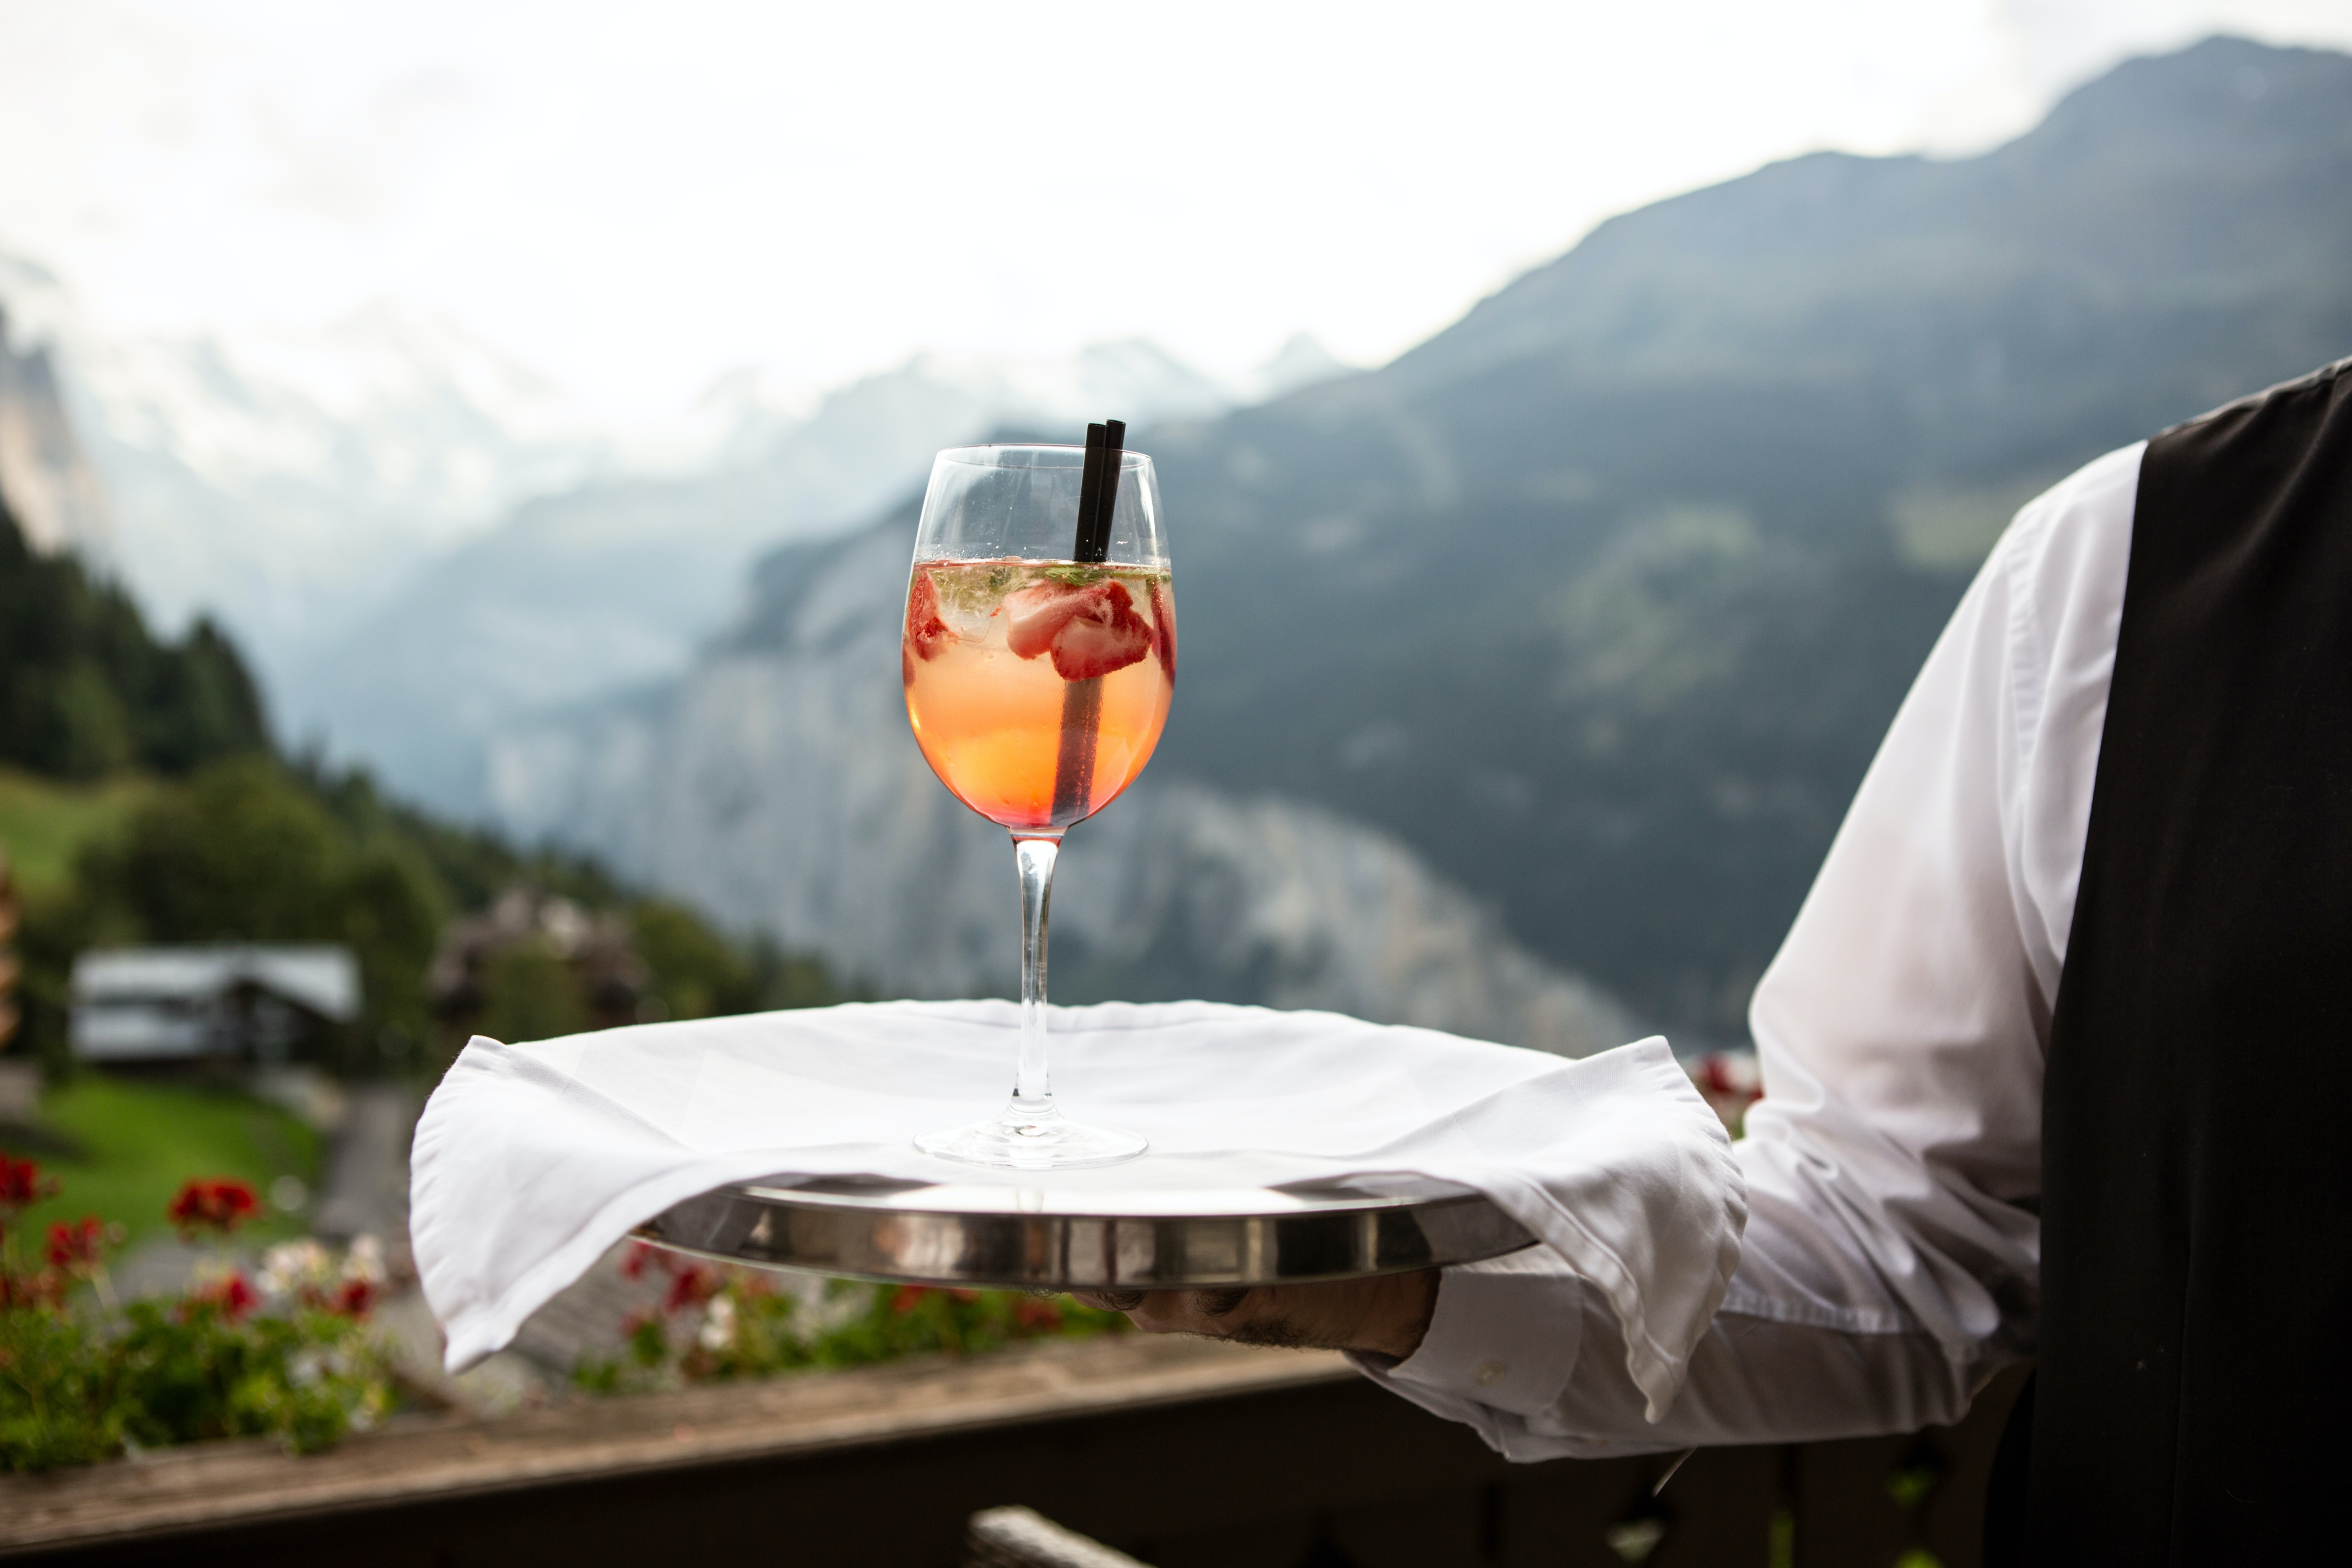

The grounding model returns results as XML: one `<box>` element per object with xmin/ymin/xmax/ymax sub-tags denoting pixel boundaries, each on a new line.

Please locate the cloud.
<box><xmin>248</xmin><ymin>65</ymin><xmax>482</xmax><ymax>226</ymax></box>
<box><xmin>2</xmin><ymin>0</ymin><xmax>2348</xmax><ymax>429</ymax></box>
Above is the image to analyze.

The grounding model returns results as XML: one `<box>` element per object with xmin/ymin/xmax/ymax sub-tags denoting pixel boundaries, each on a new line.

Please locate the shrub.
<box><xmin>0</xmin><ymin>1159</ymin><xmax>393</xmax><ymax>1473</ymax></box>
<box><xmin>574</xmin><ymin>1242</ymin><xmax>1128</xmax><ymax>1394</ymax></box>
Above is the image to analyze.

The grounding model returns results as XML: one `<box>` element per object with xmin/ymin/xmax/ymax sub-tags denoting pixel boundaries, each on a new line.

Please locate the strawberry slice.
<box><xmin>1003</xmin><ymin>580</ymin><xmax>1089</xmax><ymax>659</ymax></box>
<box><xmin>1147</xmin><ymin>578</ymin><xmax>1176</xmax><ymax>681</ymax></box>
<box><xmin>1049</xmin><ymin>584</ymin><xmax>1154</xmax><ymax>680</ymax></box>
<box><xmin>905</xmin><ymin>572</ymin><xmax>954</xmax><ymax>663</ymax></box>
<box><xmin>1004</xmin><ymin>577</ymin><xmax>1152</xmax><ymax>681</ymax></box>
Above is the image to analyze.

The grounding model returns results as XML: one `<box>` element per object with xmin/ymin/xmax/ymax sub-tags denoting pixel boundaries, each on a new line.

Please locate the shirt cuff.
<box><xmin>1352</xmin><ymin>1248</ymin><xmax>1583</xmax><ymax>1417</ymax></box>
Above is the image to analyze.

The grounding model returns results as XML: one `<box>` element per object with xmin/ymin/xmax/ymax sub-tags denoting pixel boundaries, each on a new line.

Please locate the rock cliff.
<box><xmin>0</xmin><ymin>300</ymin><xmax>109</xmax><ymax>558</ymax></box>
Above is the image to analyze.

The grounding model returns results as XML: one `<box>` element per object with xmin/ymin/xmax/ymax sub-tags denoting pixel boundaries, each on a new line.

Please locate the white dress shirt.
<box><xmin>1355</xmin><ymin>440</ymin><xmax>2146</xmax><ymax>1458</ymax></box>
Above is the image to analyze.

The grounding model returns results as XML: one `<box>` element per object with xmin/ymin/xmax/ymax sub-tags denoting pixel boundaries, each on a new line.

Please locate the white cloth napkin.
<box><xmin>410</xmin><ymin>1000</ymin><xmax>1746</xmax><ymax>1420</ymax></box>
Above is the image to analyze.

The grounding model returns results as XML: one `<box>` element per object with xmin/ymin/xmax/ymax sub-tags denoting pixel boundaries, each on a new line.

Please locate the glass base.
<box><xmin>915</xmin><ymin>1103</ymin><xmax>1147</xmax><ymax>1170</ymax></box>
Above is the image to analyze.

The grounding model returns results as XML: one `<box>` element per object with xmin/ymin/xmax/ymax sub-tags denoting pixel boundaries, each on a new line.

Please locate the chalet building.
<box><xmin>70</xmin><ymin>944</ymin><xmax>360</xmax><ymax>1067</ymax></box>
<box><xmin>428</xmin><ymin>887</ymin><xmax>647</xmax><ymax>1042</ymax></box>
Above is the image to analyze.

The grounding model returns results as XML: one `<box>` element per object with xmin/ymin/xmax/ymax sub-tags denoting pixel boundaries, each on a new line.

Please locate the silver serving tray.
<box><xmin>633</xmin><ymin>1174</ymin><xmax>1535</xmax><ymax>1290</ymax></box>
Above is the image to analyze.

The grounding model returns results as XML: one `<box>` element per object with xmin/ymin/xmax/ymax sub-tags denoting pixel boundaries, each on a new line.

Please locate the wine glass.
<box><xmin>902</xmin><ymin>430</ymin><xmax>1174</xmax><ymax>1168</ymax></box>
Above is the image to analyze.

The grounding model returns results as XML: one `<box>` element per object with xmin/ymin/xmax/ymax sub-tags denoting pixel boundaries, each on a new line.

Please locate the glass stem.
<box><xmin>1008</xmin><ymin>831</ymin><xmax>1064</xmax><ymax>1122</ymax></box>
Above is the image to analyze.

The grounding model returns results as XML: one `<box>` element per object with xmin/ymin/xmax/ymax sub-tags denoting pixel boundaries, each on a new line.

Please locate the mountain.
<box><xmin>285</xmin><ymin>341</ymin><xmax>1249</xmax><ymax>814</ymax></box>
<box><xmin>0</xmin><ymin>280</ymin><xmax>615</xmax><ymax>673</ymax></box>
<box><xmin>1132</xmin><ymin>35</ymin><xmax>2352</xmax><ymax>1033</ymax></box>
<box><xmin>1245</xmin><ymin>334</ymin><xmax>1357</xmax><ymax>402</ymax></box>
<box><xmin>498</xmin><ymin>36</ymin><xmax>2352</xmax><ymax>1042</ymax></box>
<box><xmin>486</xmin><ymin>511</ymin><xmax>1638</xmax><ymax>1056</ymax></box>
<box><xmin>0</xmin><ymin>283</ymin><xmax>109</xmax><ymax>558</ymax></box>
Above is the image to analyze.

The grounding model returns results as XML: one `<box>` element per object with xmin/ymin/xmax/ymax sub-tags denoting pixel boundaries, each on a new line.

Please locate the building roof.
<box><xmin>72</xmin><ymin>945</ymin><xmax>361</xmax><ymax>1022</ymax></box>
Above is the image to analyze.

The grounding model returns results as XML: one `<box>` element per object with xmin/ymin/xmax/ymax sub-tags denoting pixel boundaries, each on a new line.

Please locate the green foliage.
<box><xmin>0</xmin><ymin>768</ymin><xmax>154</xmax><ymax>1072</ymax></box>
<box><xmin>457</xmin><ymin>898</ymin><xmax>840</xmax><ymax>1051</ymax></box>
<box><xmin>102</xmin><ymin>1296</ymin><xmax>390</xmax><ymax>1457</ymax></box>
<box><xmin>7</xmin><ymin>875</ymin><xmax>124</xmax><ymax>1075</ymax></box>
<box><xmin>0</xmin><ymin>503</ymin><xmax>269</xmax><ymax>781</ymax></box>
<box><xmin>2</xmin><ymin>1294</ymin><xmax>392</xmax><ymax>1470</ymax></box>
<box><xmin>632</xmin><ymin>900</ymin><xmax>754</xmax><ymax>1020</ymax></box>
<box><xmin>747</xmin><ymin>936</ymin><xmax>847</xmax><ymax>1012</ymax></box>
<box><xmin>90</xmin><ymin>759</ymin><xmax>347</xmax><ymax>939</ymax></box>
<box><xmin>574</xmin><ymin>1249</ymin><xmax>1125</xmax><ymax>1395</ymax></box>
<box><xmin>479</xmin><ymin>939</ymin><xmax>591</xmax><ymax>1044</ymax></box>
<box><xmin>294</xmin><ymin>759</ymin><xmax>622</xmax><ymax>917</ymax></box>
<box><xmin>0</xmin><ymin>1298</ymin><xmax>120</xmax><ymax>1470</ymax></box>
<box><xmin>630</xmin><ymin>903</ymin><xmax>844</xmax><ymax>1020</ymax></box>
<box><xmin>7</xmin><ymin>1076</ymin><xmax>317</xmax><ymax>1250</ymax></box>
<box><xmin>34</xmin><ymin>665</ymin><xmax>133</xmax><ymax>778</ymax></box>
<box><xmin>0</xmin><ymin>766</ymin><xmax>154</xmax><ymax>902</ymax></box>
<box><xmin>804</xmin><ymin>1280</ymin><xmax>1129</xmax><ymax>1369</ymax></box>
<box><xmin>326</xmin><ymin>846</ymin><xmax>446</xmax><ymax>1054</ymax></box>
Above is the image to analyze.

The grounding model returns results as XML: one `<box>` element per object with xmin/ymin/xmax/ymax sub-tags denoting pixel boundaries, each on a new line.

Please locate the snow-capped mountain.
<box><xmin>0</xmin><ymin>258</ymin><xmax>616</xmax><ymax>680</ymax></box>
<box><xmin>85</xmin><ymin>300</ymin><xmax>608</xmax><ymax>533</ymax></box>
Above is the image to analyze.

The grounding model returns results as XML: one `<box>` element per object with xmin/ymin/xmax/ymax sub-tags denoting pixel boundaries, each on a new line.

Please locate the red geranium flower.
<box><xmin>0</xmin><ymin>1267</ymin><xmax>67</xmax><ymax>1312</ymax></box>
<box><xmin>663</xmin><ymin>1264</ymin><xmax>718</xmax><ymax>1315</ymax></box>
<box><xmin>326</xmin><ymin>1277</ymin><xmax>378</xmax><ymax>1319</ymax></box>
<box><xmin>168</xmin><ymin>1178</ymin><xmax>262</xmax><ymax>1236</ymax></box>
<box><xmin>46</xmin><ymin>1216</ymin><xmax>106</xmax><ymax>1273</ymax></box>
<box><xmin>0</xmin><ymin>1154</ymin><xmax>56</xmax><ymax>1210</ymax></box>
<box><xmin>1013</xmin><ymin>1296</ymin><xmax>1064</xmax><ymax>1332</ymax></box>
<box><xmin>890</xmin><ymin>1284</ymin><xmax>931</xmax><ymax>1315</ymax></box>
<box><xmin>188</xmin><ymin>1271</ymin><xmax>258</xmax><ymax>1321</ymax></box>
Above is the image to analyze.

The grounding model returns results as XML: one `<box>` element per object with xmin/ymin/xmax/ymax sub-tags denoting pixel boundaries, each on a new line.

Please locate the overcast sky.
<box><xmin>3</xmin><ymin>0</ymin><xmax>2348</xmax><ymax>433</ymax></box>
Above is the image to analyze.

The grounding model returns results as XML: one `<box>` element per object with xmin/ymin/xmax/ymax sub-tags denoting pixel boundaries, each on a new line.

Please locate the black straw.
<box><xmin>1072</xmin><ymin>423</ymin><xmax>1107</xmax><ymax>561</ymax></box>
<box><xmin>1052</xmin><ymin>416</ymin><xmax>1126</xmax><ymax>826</ymax></box>
<box><xmin>1072</xmin><ymin>419</ymin><xmax>1125</xmax><ymax>564</ymax></box>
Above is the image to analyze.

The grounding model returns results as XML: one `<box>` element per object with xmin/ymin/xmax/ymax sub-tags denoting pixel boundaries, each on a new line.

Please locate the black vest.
<box><xmin>2026</xmin><ymin>357</ymin><xmax>2352</xmax><ymax>1561</ymax></box>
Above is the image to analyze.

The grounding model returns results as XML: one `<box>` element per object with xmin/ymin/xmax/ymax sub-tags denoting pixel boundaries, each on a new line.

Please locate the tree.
<box><xmin>0</xmin><ymin>502</ymin><xmax>269</xmax><ymax>780</ymax></box>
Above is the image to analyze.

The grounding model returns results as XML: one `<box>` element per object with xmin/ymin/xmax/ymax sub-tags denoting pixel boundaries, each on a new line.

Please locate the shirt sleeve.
<box><xmin>1347</xmin><ymin>1247</ymin><xmax>1586</xmax><ymax>1451</ymax></box>
<box><xmin>1353</xmin><ymin>442</ymin><xmax>2144</xmax><ymax>1454</ymax></box>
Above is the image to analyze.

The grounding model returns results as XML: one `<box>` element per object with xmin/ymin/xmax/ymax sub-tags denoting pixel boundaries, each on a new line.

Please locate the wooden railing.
<box><xmin>0</xmin><ymin>1335</ymin><xmax>2027</xmax><ymax>1568</ymax></box>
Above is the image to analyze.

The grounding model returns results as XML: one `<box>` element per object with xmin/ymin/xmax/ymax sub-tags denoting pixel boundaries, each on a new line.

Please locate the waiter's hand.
<box><xmin>1070</xmin><ymin>1269</ymin><xmax>1438</xmax><ymax>1360</ymax></box>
